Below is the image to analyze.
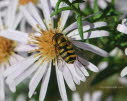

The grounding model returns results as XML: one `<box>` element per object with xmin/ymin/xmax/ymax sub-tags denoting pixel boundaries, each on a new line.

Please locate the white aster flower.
<box><xmin>0</xmin><ymin>5</ymin><xmax>25</xmax><ymax>101</ymax></box>
<box><xmin>72</xmin><ymin>91</ymin><xmax>112</xmax><ymax>101</ymax></box>
<box><xmin>1</xmin><ymin>0</ymin><xmax>109</xmax><ymax>101</ymax></box>
<box><xmin>117</xmin><ymin>19</ymin><xmax>127</xmax><ymax>34</ymax></box>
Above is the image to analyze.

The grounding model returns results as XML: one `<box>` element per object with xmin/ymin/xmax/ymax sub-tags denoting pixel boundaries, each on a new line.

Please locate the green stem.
<box><xmin>63</xmin><ymin>0</ymin><xmax>86</xmax><ymax>17</ymax></box>
<box><xmin>55</xmin><ymin>0</ymin><xmax>62</xmax><ymax>12</ymax></box>
<box><xmin>51</xmin><ymin>7</ymin><xmax>72</xmax><ymax>17</ymax></box>
<box><xmin>75</xmin><ymin>3</ymin><xmax>83</xmax><ymax>40</ymax></box>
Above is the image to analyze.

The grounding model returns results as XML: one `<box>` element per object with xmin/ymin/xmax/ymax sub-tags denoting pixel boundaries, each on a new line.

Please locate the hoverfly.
<box><xmin>52</xmin><ymin>33</ymin><xmax>77</xmax><ymax>64</ymax></box>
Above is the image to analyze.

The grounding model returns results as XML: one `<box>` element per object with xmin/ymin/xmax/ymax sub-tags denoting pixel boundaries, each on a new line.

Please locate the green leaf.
<box><xmin>76</xmin><ymin>14</ymin><xmax>84</xmax><ymax>40</ymax></box>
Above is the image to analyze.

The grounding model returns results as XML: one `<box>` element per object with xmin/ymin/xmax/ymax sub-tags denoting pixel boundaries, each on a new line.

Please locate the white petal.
<box><xmin>5</xmin><ymin>55</ymin><xmax>40</xmax><ymax>80</ymax></box>
<box><xmin>117</xmin><ymin>24</ymin><xmax>127</xmax><ymax>34</ymax></box>
<box><xmin>0</xmin><ymin>30</ymin><xmax>29</xmax><ymax>44</ymax></box>
<box><xmin>27</xmin><ymin>3</ymin><xmax>46</xmax><ymax>30</ymax></box>
<box><xmin>72</xmin><ymin>75</ymin><xmax>80</xmax><ymax>85</ymax></box>
<box><xmin>0</xmin><ymin>1</ymin><xmax>9</xmax><ymax>8</ymax></box>
<box><xmin>63</xmin><ymin>22</ymin><xmax>77</xmax><ymax>33</ymax></box>
<box><xmin>68</xmin><ymin>22</ymin><xmax>107</xmax><ymax>37</ymax></box>
<box><xmin>20</xmin><ymin>19</ymin><xmax>27</xmax><ymax>32</ymax></box>
<box><xmin>66</xmin><ymin>64</ymin><xmax>81</xmax><ymax>85</ymax></box>
<box><xmin>70</xmin><ymin>30</ymin><xmax>109</xmax><ymax>40</ymax></box>
<box><xmin>63</xmin><ymin>21</ymin><xmax>89</xmax><ymax>33</ymax></box>
<box><xmin>0</xmin><ymin>66</ymin><xmax>5</xmax><ymax>101</ymax></box>
<box><xmin>9</xmin><ymin>54</ymin><xmax>19</xmax><ymax>65</ymax></box>
<box><xmin>29</xmin><ymin>61</ymin><xmax>49</xmax><ymax>98</ymax></box>
<box><xmin>50</xmin><ymin>0</ymin><xmax>57</xmax><ymax>7</ymax></box>
<box><xmin>40</xmin><ymin>0</ymin><xmax>53</xmax><ymax>28</ymax></box>
<box><xmin>14</xmin><ymin>54</ymin><xmax>25</xmax><ymax>61</ymax></box>
<box><xmin>15</xmin><ymin>60</ymin><xmax>42</xmax><ymax>86</ymax></box>
<box><xmin>75</xmin><ymin>61</ymin><xmax>89</xmax><ymax>77</ymax></box>
<box><xmin>39</xmin><ymin>62</ymin><xmax>51</xmax><ymax>101</ymax></box>
<box><xmin>4</xmin><ymin>62</ymin><xmax>20</xmax><ymax>77</ymax></box>
<box><xmin>98</xmin><ymin>62</ymin><xmax>108</xmax><ymax>71</ymax></box>
<box><xmin>4</xmin><ymin>53</ymin><xmax>24</xmax><ymax>77</ymax></box>
<box><xmin>109</xmin><ymin>47</ymin><xmax>124</xmax><ymax>57</ymax></box>
<box><xmin>20</xmin><ymin>6</ymin><xmax>46</xmax><ymax>31</ymax></box>
<box><xmin>74</xmin><ymin>63</ymin><xmax>86</xmax><ymax>82</ymax></box>
<box><xmin>6</xmin><ymin>0</ymin><xmax>18</xmax><ymax>29</ymax></box>
<box><xmin>4</xmin><ymin>62</ymin><xmax>10</xmax><ymax>69</ymax></box>
<box><xmin>72</xmin><ymin>41</ymin><xmax>109</xmax><ymax>57</ymax></box>
<box><xmin>55</xmin><ymin>62</ymin><xmax>68</xmax><ymax>101</ymax></box>
<box><xmin>72</xmin><ymin>92</ymin><xmax>81</xmax><ymax>101</ymax></box>
<box><xmin>7</xmin><ymin>60</ymin><xmax>42</xmax><ymax>93</ymax></box>
<box><xmin>63</xmin><ymin>65</ymin><xmax>76</xmax><ymax>91</ymax></box>
<box><xmin>59</xmin><ymin>2</ymin><xmax>71</xmax><ymax>31</ymax></box>
<box><xmin>57</xmin><ymin>59</ymin><xmax>65</xmax><ymax>71</ymax></box>
<box><xmin>122</xmin><ymin>19</ymin><xmax>127</xmax><ymax>24</ymax></box>
<box><xmin>13</xmin><ymin>12</ymin><xmax>24</xmax><ymax>29</ymax></box>
<box><xmin>14</xmin><ymin>44</ymin><xmax>38</xmax><ymax>52</ymax></box>
<box><xmin>9</xmin><ymin>56</ymin><xmax>17</xmax><ymax>66</ymax></box>
<box><xmin>121</xmin><ymin>66</ymin><xmax>127</xmax><ymax>77</ymax></box>
<box><xmin>0</xmin><ymin>14</ymin><xmax>3</xmax><ymax>28</ymax></box>
<box><xmin>8</xmin><ymin>81</ymin><xmax>16</xmax><ymax>93</ymax></box>
<box><xmin>0</xmin><ymin>10</ymin><xmax>7</xmax><ymax>18</ymax></box>
<box><xmin>78</xmin><ymin>57</ymin><xmax>99</xmax><ymax>72</ymax></box>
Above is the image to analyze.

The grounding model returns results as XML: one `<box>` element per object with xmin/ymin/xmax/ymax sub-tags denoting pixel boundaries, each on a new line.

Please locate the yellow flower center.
<box><xmin>19</xmin><ymin>0</ymin><xmax>38</xmax><ymax>5</ymax></box>
<box><xmin>30</xmin><ymin>29</ymin><xmax>61</xmax><ymax>61</ymax></box>
<box><xmin>0</xmin><ymin>37</ymin><xmax>15</xmax><ymax>64</ymax></box>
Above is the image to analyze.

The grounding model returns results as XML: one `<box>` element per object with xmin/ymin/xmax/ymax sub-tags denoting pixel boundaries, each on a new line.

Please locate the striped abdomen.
<box><xmin>53</xmin><ymin>33</ymin><xmax>76</xmax><ymax>64</ymax></box>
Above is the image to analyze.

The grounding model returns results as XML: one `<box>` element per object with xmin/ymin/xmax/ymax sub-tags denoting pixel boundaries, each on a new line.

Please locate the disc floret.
<box><xmin>0</xmin><ymin>37</ymin><xmax>15</xmax><ymax>63</ymax></box>
<box><xmin>19</xmin><ymin>0</ymin><xmax>38</xmax><ymax>5</ymax></box>
<box><xmin>30</xmin><ymin>29</ymin><xmax>61</xmax><ymax>61</ymax></box>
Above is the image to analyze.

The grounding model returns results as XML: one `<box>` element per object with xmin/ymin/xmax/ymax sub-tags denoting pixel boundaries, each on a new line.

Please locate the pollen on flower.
<box><xmin>30</xmin><ymin>29</ymin><xmax>61</xmax><ymax>60</ymax></box>
<box><xmin>0</xmin><ymin>37</ymin><xmax>15</xmax><ymax>63</ymax></box>
<box><xmin>19</xmin><ymin>0</ymin><xmax>38</xmax><ymax>5</ymax></box>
